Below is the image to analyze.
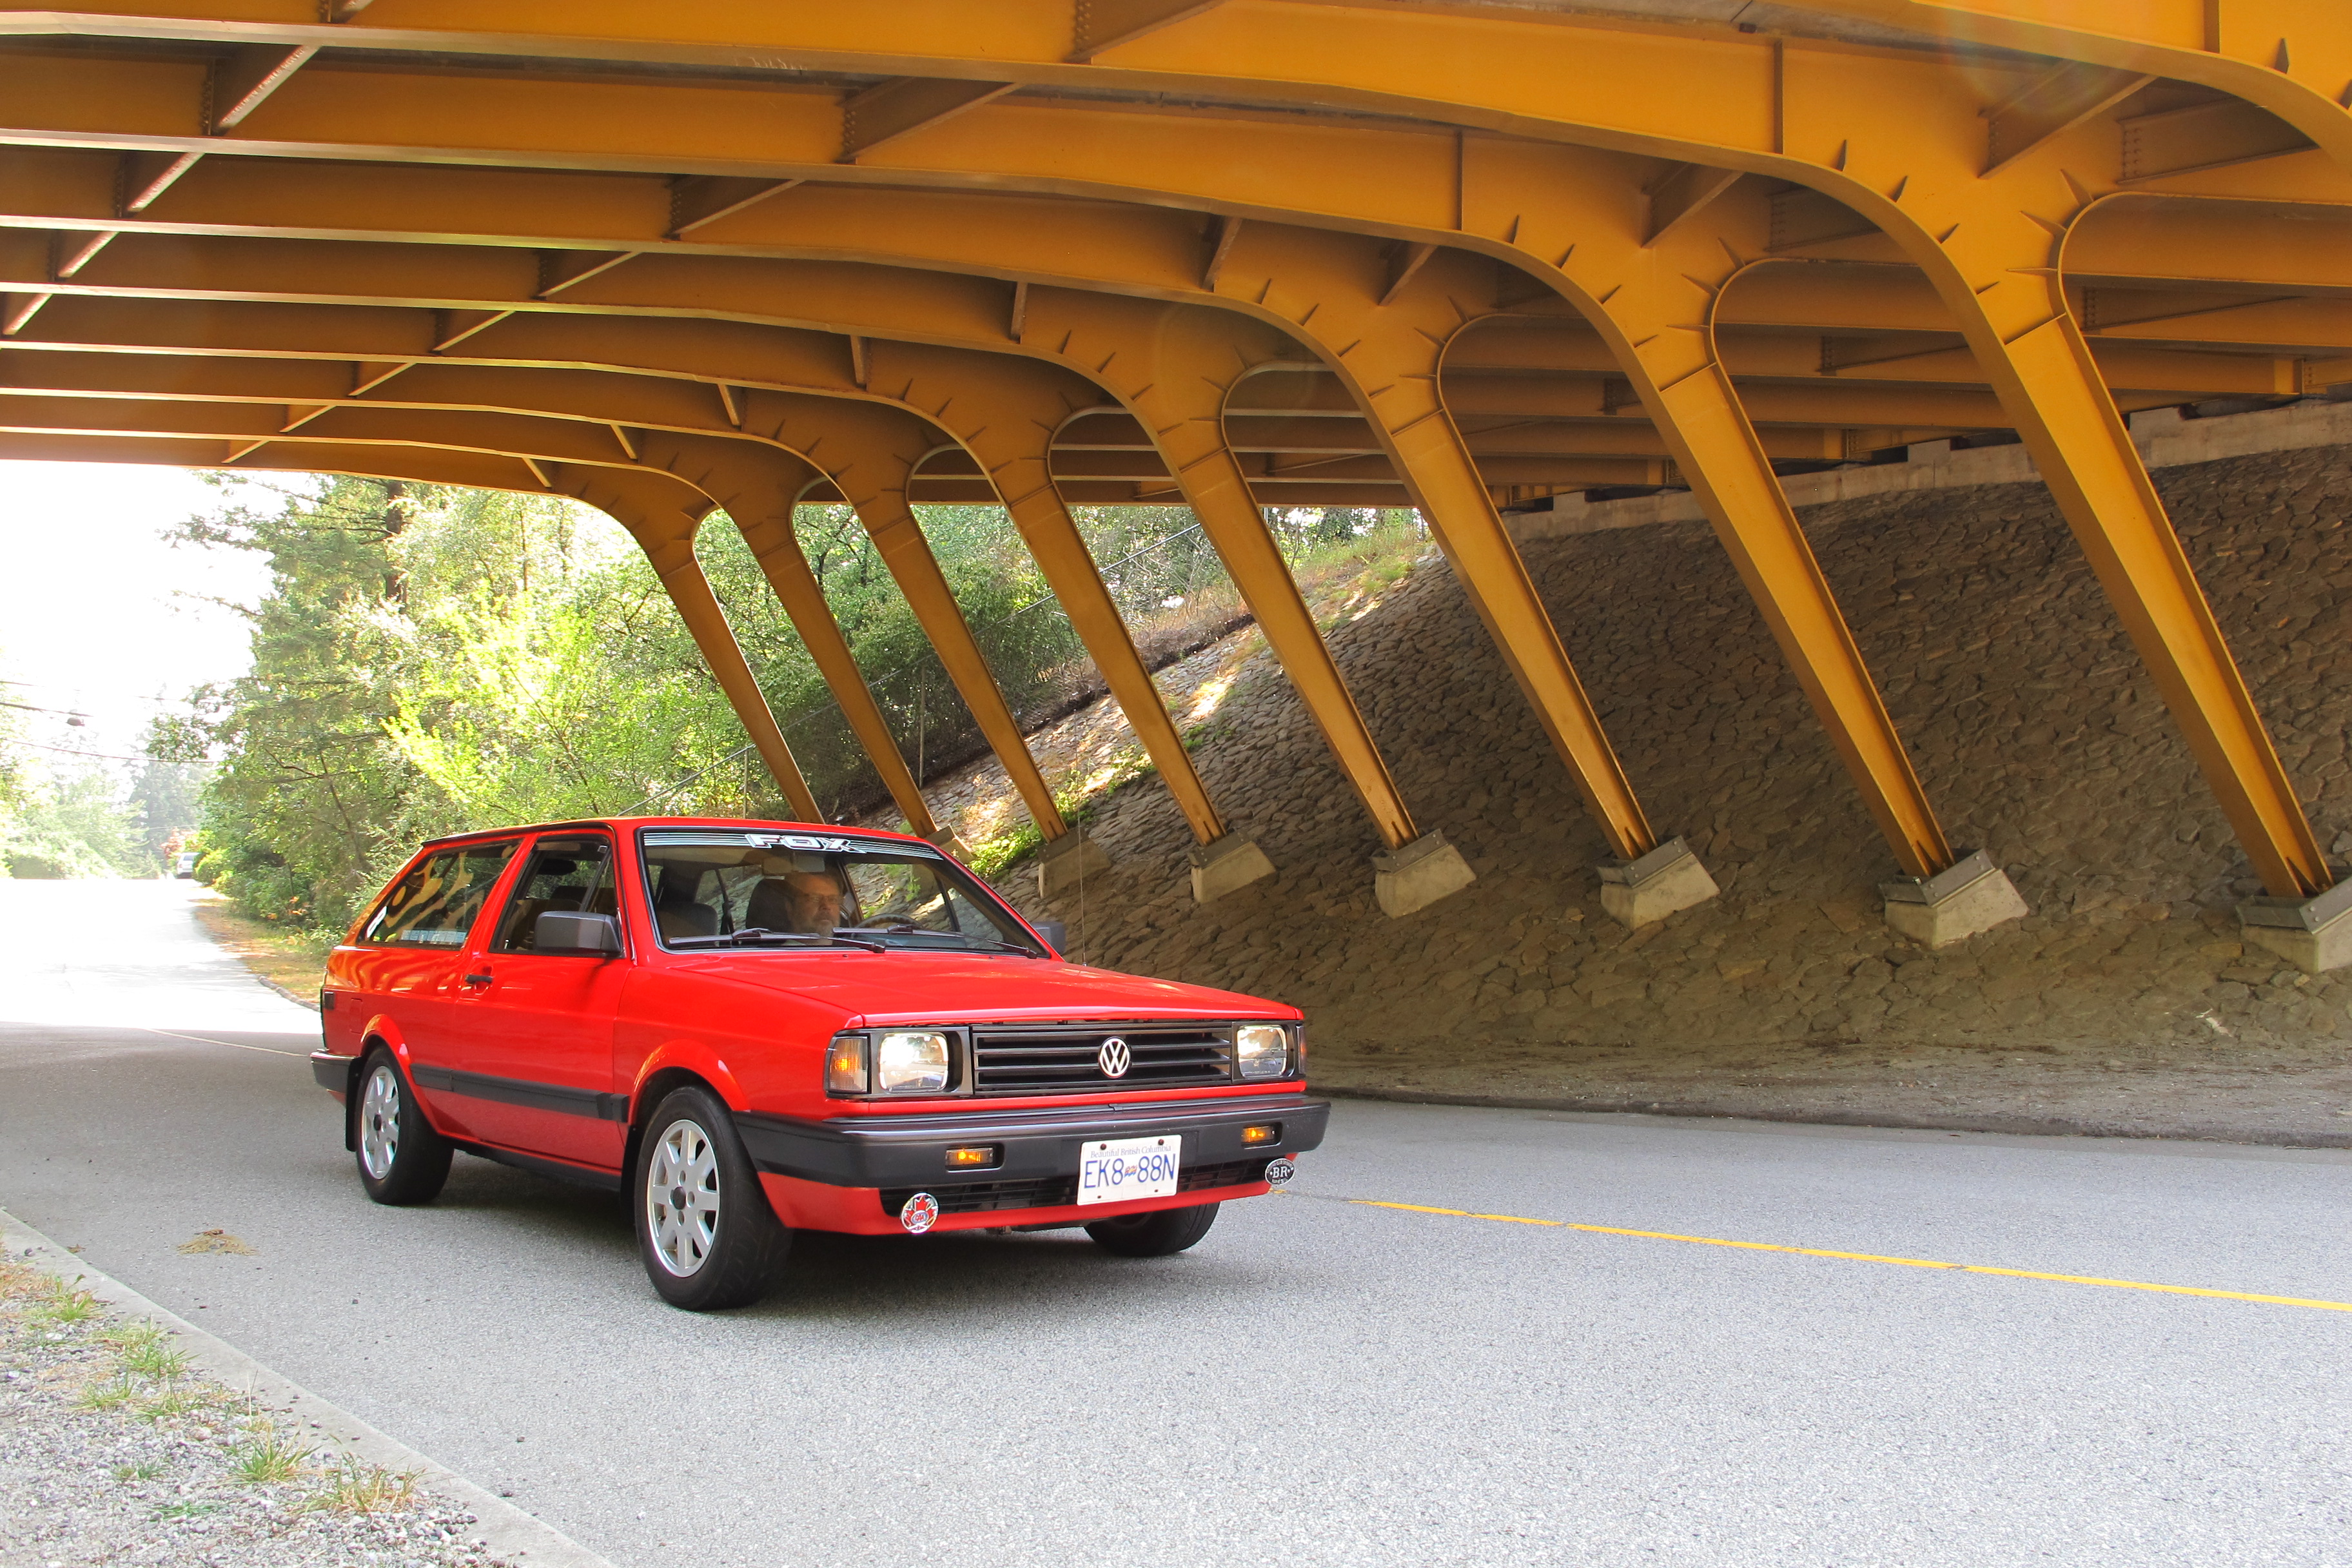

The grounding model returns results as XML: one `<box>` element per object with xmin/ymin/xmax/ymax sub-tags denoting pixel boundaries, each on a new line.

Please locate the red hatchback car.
<box><xmin>310</xmin><ymin>818</ymin><xmax>1328</xmax><ymax>1309</ymax></box>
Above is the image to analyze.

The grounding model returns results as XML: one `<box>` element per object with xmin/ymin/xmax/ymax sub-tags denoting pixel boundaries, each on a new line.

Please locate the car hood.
<box><xmin>663</xmin><ymin>952</ymin><xmax>1293</xmax><ymax>1025</ymax></box>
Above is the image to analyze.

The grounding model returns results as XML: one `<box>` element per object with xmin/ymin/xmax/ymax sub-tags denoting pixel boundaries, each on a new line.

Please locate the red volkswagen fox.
<box><xmin>310</xmin><ymin>818</ymin><xmax>1326</xmax><ymax>1309</ymax></box>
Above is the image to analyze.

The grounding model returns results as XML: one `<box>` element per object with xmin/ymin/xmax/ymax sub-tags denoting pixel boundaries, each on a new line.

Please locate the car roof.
<box><xmin>414</xmin><ymin>816</ymin><xmax>934</xmax><ymax>852</ymax></box>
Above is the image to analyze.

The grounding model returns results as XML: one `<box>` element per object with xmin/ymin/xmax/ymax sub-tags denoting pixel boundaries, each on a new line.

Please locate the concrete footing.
<box><xmin>1035</xmin><ymin>827</ymin><xmax>1114</xmax><ymax>899</ymax></box>
<box><xmin>2239</xmin><ymin>877</ymin><xmax>2352</xmax><ymax>973</ymax></box>
<box><xmin>1373</xmin><ymin>830</ymin><xmax>1476</xmax><ymax>918</ymax></box>
<box><xmin>1596</xmin><ymin>836</ymin><xmax>1718</xmax><ymax>928</ymax></box>
<box><xmin>1879</xmin><ymin>850</ymin><xmax>2028</xmax><ymax>947</ymax></box>
<box><xmin>1188</xmin><ymin>832</ymin><xmax>1275</xmax><ymax>903</ymax></box>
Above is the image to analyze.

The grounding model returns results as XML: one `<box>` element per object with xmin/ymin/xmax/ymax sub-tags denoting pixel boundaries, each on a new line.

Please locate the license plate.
<box><xmin>1077</xmin><ymin>1135</ymin><xmax>1181</xmax><ymax>1206</ymax></box>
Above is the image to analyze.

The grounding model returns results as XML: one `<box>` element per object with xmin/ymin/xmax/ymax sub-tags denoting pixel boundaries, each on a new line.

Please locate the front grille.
<box><xmin>881</xmin><ymin>1158</ymin><xmax>1271</xmax><ymax>1219</ymax></box>
<box><xmin>968</xmin><ymin>1023</ymin><xmax>1233</xmax><ymax>1094</ymax></box>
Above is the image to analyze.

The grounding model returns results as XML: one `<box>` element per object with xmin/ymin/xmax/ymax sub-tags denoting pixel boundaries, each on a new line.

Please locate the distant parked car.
<box><xmin>309</xmin><ymin>817</ymin><xmax>1325</xmax><ymax>1309</ymax></box>
<box><xmin>173</xmin><ymin>851</ymin><xmax>200</xmax><ymax>879</ymax></box>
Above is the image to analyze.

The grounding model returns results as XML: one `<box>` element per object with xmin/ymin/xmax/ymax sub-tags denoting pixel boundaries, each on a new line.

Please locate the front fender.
<box><xmin>631</xmin><ymin>1038</ymin><xmax>750</xmax><ymax>1117</ymax></box>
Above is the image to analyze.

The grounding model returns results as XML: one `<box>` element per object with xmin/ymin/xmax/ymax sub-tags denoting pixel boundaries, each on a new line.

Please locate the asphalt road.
<box><xmin>4</xmin><ymin>880</ymin><xmax>2351</xmax><ymax>1566</ymax></box>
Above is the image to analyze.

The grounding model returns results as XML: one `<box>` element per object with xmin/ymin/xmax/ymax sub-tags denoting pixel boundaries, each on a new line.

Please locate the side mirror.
<box><xmin>535</xmin><ymin>910</ymin><xmax>622</xmax><ymax>956</ymax></box>
<box><xmin>1033</xmin><ymin>918</ymin><xmax>1068</xmax><ymax>956</ymax></box>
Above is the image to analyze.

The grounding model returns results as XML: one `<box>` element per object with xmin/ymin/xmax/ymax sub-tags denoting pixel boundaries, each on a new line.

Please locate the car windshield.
<box><xmin>638</xmin><ymin>828</ymin><xmax>1044</xmax><ymax>956</ymax></box>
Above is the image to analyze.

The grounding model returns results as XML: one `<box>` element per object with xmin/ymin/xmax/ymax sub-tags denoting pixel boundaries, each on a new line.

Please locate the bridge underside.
<box><xmin>6</xmin><ymin>0</ymin><xmax>2352</xmax><ymax>965</ymax></box>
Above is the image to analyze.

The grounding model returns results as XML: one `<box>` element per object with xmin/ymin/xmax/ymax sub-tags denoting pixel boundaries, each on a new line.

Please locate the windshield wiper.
<box><xmin>669</xmin><ymin>926</ymin><xmax>887</xmax><ymax>953</ymax></box>
<box><xmin>870</xmin><ymin>924</ymin><xmax>1041</xmax><ymax>956</ymax></box>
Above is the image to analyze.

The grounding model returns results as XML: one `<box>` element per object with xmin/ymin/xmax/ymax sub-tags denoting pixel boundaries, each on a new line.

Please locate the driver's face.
<box><xmin>781</xmin><ymin>872</ymin><xmax>843</xmax><ymax>932</ymax></box>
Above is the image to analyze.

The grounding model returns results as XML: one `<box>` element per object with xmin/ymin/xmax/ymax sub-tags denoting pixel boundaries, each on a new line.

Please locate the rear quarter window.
<box><xmin>357</xmin><ymin>842</ymin><xmax>516</xmax><ymax>948</ymax></box>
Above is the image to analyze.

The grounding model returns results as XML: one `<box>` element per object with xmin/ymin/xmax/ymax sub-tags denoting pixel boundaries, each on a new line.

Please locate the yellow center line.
<box><xmin>1346</xmin><ymin>1199</ymin><xmax>2352</xmax><ymax>1314</ymax></box>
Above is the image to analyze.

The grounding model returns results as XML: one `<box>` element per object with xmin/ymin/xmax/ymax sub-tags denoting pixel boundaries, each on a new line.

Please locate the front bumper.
<box><xmin>734</xmin><ymin>1092</ymin><xmax>1326</xmax><ymax>1214</ymax></box>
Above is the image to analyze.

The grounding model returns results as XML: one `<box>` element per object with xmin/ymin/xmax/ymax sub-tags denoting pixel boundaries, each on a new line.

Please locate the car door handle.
<box><xmin>462</xmin><ymin>972</ymin><xmax>493</xmax><ymax>986</ymax></box>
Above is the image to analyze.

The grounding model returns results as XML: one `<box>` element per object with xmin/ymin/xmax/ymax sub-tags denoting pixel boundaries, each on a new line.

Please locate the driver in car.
<box><xmin>765</xmin><ymin>868</ymin><xmax>846</xmax><ymax>939</ymax></box>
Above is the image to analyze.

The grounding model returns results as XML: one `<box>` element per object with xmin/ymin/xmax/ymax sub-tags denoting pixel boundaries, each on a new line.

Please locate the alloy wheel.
<box><xmin>359</xmin><ymin>1063</ymin><xmax>402</xmax><ymax>1180</ymax></box>
<box><xmin>645</xmin><ymin>1118</ymin><xmax>721</xmax><ymax>1277</ymax></box>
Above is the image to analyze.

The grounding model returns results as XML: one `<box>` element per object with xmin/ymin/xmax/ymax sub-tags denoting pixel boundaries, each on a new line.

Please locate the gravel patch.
<box><xmin>0</xmin><ymin>1254</ymin><xmax>509</xmax><ymax>1568</ymax></box>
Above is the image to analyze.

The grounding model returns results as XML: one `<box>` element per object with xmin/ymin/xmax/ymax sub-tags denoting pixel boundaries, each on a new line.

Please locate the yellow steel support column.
<box><xmin>1107</xmin><ymin>238</ymin><xmax>1673</xmax><ymax>917</ymax></box>
<box><xmin>1012</xmin><ymin>291</ymin><xmax>1460</xmax><ymax>906</ymax></box>
<box><xmin>1646</xmin><ymin>358</ymin><xmax>1952</xmax><ymax>879</ymax></box>
<box><xmin>863</xmin><ymin>342</ymin><xmax>1235</xmax><ymax>850</ymax></box>
<box><xmin>1482</xmin><ymin>190</ymin><xmax>1961</xmax><ymax>883</ymax></box>
<box><xmin>1992</xmin><ymin>308</ymin><xmax>2327</xmax><ymax>899</ymax></box>
<box><xmin>1333</xmin><ymin>340</ymin><xmax>1656</xmax><ymax>865</ymax></box>
<box><xmin>727</xmin><ymin>390</ymin><xmax>1072</xmax><ymax>845</ymax></box>
<box><xmin>630</xmin><ymin>430</ymin><xmax>946</xmax><ymax>844</ymax></box>
<box><xmin>548</xmin><ymin>464</ymin><xmax>823</xmax><ymax>824</ymax></box>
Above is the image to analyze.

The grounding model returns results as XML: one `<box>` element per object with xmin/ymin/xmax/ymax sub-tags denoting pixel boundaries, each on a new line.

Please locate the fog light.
<box><xmin>945</xmin><ymin>1145</ymin><xmax>999</xmax><ymax>1169</ymax></box>
<box><xmin>1240</xmin><ymin>1123</ymin><xmax>1280</xmax><ymax>1146</ymax></box>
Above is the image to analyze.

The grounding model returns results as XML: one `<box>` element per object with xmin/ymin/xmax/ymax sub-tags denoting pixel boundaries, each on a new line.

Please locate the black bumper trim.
<box><xmin>309</xmin><ymin>1050</ymin><xmax>351</xmax><ymax>1093</ymax></box>
<box><xmin>734</xmin><ymin>1093</ymin><xmax>1328</xmax><ymax>1190</ymax></box>
<box><xmin>409</xmin><ymin>1063</ymin><xmax>631</xmax><ymax>1122</ymax></box>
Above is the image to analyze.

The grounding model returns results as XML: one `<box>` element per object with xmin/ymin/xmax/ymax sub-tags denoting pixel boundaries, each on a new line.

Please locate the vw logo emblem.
<box><xmin>1096</xmin><ymin>1037</ymin><xmax>1132</xmax><ymax>1079</ymax></box>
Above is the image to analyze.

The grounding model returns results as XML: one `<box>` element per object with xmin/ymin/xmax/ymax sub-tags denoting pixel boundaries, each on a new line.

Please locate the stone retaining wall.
<box><xmin>999</xmin><ymin>438</ymin><xmax>2352</xmax><ymax>1066</ymax></box>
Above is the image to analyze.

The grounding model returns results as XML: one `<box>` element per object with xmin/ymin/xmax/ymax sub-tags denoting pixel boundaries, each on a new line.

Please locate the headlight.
<box><xmin>874</xmin><ymin>1031</ymin><xmax>951</xmax><ymax>1093</ymax></box>
<box><xmin>1235</xmin><ymin>1024</ymin><xmax>1291</xmax><ymax>1080</ymax></box>
<box><xmin>825</xmin><ymin>1034</ymin><xmax>868</xmax><ymax>1095</ymax></box>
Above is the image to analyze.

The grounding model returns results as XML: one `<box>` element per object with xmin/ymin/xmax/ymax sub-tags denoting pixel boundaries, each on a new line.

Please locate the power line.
<box><xmin>3</xmin><ymin>737</ymin><xmax>176</xmax><ymax>765</ymax></box>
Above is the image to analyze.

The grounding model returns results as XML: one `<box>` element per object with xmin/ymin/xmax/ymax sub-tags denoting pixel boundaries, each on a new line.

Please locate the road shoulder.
<box><xmin>0</xmin><ymin>1203</ymin><xmax>614</xmax><ymax>1568</ymax></box>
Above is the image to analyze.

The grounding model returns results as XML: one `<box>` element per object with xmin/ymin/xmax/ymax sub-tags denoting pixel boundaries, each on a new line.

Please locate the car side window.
<box><xmin>357</xmin><ymin>842</ymin><xmax>517</xmax><ymax>948</ymax></box>
<box><xmin>489</xmin><ymin>836</ymin><xmax>617</xmax><ymax>954</ymax></box>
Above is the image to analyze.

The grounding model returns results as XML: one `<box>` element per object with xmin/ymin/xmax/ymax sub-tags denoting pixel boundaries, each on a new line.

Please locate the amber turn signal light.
<box><xmin>1240</xmin><ymin>1123</ymin><xmax>1280</xmax><ymax>1146</ymax></box>
<box><xmin>944</xmin><ymin>1145</ymin><xmax>1001</xmax><ymax>1170</ymax></box>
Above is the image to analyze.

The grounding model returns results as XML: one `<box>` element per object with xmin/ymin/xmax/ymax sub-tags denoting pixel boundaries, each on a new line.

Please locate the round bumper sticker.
<box><xmin>1264</xmin><ymin>1157</ymin><xmax>1296</xmax><ymax>1186</ymax></box>
<box><xmin>900</xmin><ymin>1192</ymin><xmax>940</xmax><ymax>1233</ymax></box>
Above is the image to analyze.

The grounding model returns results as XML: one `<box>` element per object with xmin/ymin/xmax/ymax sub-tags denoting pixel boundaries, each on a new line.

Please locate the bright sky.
<box><xmin>0</xmin><ymin>461</ymin><xmax>267</xmax><ymax>767</ymax></box>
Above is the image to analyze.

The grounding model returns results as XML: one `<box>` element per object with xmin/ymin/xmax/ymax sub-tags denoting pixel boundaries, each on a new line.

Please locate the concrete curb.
<box><xmin>0</xmin><ymin>1203</ymin><xmax>617</xmax><ymax>1568</ymax></box>
<box><xmin>1311</xmin><ymin>1083</ymin><xmax>2352</xmax><ymax>1150</ymax></box>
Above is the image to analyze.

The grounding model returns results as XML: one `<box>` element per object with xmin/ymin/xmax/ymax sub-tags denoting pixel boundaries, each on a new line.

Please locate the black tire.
<box><xmin>1085</xmin><ymin>1202</ymin><xmax>1219</xmax><ymax>1257</ymax></box>
<box><xmin>632</xmin><ymin>1086</ymin><xmax>791</xmax><ymax>1311</ymax></box>
<box><xmin>353</xmin><ymin>1050</ymin><xmax>452</xmax><ymax>1206</ymax></box>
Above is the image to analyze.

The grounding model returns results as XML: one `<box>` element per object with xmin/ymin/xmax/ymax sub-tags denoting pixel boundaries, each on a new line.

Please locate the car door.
<box><xmin>436</xmin><ymin>831</ymin><xmax>631</xmax><ymax>1170</ymax></box>
<box><xmin>347</xmin><ymin>838</ymin><xmax>520</xmax><ymax>1141</ymax></box>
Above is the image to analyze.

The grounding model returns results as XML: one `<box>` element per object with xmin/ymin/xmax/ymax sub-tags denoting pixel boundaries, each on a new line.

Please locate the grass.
<box><xmin>303</xmin><ymin>1453</ymin><xmax>418</xmax><ymax>1514</ymax></box>
<box><xmin>133</xmin><ymin>1383</ymin><xmax>221</xmax><ymax>1424</ymax></box>
<box><xmin>125</xmin><ymin>1341</ymin><xmax>195</xmax><ymax>1379</ymax></box>
<box><xmin>189</xmin><ymin>895</ymin><xmax>334</xmax><ymax>999</ymax></box>
<box><xmin>226</xmin><ymin>1427</ymin><xmax>316</xmax><ymax>1485</ymax></box>
<box><xmin>75</xmin><ymin>1375</ymin><xmax>144</xmax><ymax>1413</ymax></box>
<box><xmin>113</xmin><ymin>1460</ymin><xmax>168</xmax><ymax>1483</ymax></box>
<box><xmin>25</xmin><ymin>1280</ymin><xmax>101</xmax><ymax>1327</ymax></box>
<box><xmin>966</xmin><ymin>821</ymin><xmax>1044</xmax><ymax>879</ymax></box>
<box><xmin>155</xmin><ymin>1502</ymin><xmax>221</xmax><ymax>1520</ymax></box>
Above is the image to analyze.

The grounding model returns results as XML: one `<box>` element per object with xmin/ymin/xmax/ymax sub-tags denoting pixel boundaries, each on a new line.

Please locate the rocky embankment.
<box><xmin>951</xmin><ymin>440</ymin><xmax>2352</xmax><ymax>1142</ymax></box>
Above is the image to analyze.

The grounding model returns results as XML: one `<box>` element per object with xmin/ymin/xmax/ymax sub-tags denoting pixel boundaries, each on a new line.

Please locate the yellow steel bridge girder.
<box><xmin>23</xmin><ymin>0</ymin><xmax>2303</xmax><ymax>892</ymax></box>
<box><xmin>1785</xmin><ymin>0</ymin><xmax>2352</xmax><ymax>173</ymax></box>
<box><xmin>844</xmin><ymin>340</ymin><xmax>1230</xmax><ymax>847</ymax></box>
<box><xmin>3</xmin><ymin>142</ymin><xmax>2340</xmax><ymax>388</ymax></box>
<box><xmin>626</xmin><ymin>433</ymin><xmax>945</xmax><ymax>845</ymax></box>
<box><xmin>5</xmin><ymin>9</ymin><xmax>2333</xmax><ymax>883</ymax></box>
<box><xmin>712</xmin><ymin>386</ymin><xmax>1070</xmax><ymax>843</ymax></box>
<box><xmin>521</xmin><ymin>463</ymin><xmax>823</xmax><ymax>826</ymax></box>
